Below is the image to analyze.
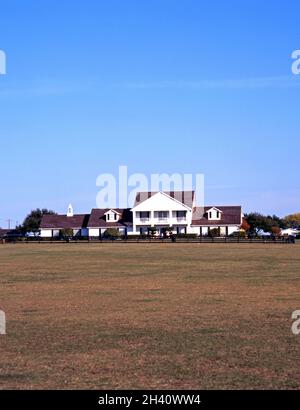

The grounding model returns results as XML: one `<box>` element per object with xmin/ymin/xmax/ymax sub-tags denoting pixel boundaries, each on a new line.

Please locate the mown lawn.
<box><xmin>0</xmin><ymin>242</ymin><xmax>299</xmax><ymax>389</ymax></box>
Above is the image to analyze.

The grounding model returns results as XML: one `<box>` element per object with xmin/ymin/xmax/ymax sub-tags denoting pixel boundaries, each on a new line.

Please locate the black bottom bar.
<box><xmin>0</xmin><ymin>390</ymin><xmax>298</xmax><ymax>408</ymax></box>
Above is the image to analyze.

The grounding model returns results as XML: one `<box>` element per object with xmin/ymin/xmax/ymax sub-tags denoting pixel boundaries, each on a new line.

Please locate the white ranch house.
<box><xmin>40</xmin><ymin>191</ymin><xmax>243</xmax><ymax>238</ymax></box>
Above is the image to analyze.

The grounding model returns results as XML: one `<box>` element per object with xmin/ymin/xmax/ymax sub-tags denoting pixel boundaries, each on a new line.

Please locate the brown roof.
<box><xmin>192</xmin><ymin>206</ymin><xmax>242</xmax><ymax>226</ymax></box>
<box><xmin>134</xmin><ymin>191</ymin><xmax>195</xmax><ymax>209</ymax></box>
<box><xmin>87</xmin><ymin>208</ymin><xmax>132</xmax><ymax>228</ymax></box>
<box><xmin>40</xmin><ymin>214</ymin><xmax>90</xmax><ymax>229</ymax></box>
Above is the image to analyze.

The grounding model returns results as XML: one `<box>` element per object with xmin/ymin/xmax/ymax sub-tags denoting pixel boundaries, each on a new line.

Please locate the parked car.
<box><xmin>25</xmin><ymin>231</ymin><xmax>41</xmax><ymax>238</ymax></box>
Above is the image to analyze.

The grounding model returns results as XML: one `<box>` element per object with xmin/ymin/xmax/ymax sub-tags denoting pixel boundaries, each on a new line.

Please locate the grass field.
<box><xmin>0</xmin><ymin>242</ymin><xmax>299</xmax><ymax>390</ymax></box>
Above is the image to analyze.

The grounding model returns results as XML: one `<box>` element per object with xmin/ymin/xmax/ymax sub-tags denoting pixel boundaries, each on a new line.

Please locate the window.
<box><xmin>208</xmin><ymin>209</ymin><xmax>221</xmax><ymax>220</ymax></box>
<box><xmin>176</xmin><ymin>211</ymin><xmax>186</xmax><ymax>220</ymax></box>
<box><xmin>139</xmin><ymin>211</ymin><xmax>150</xmax><ymax>222</ymax></box>
<box><xmin>176</xmin><ymin>211</ymin><xmax>186</xmax><ymax>218</ymax></box>
<box><xmin>155</xmin><ymin>211</ymin><xmax>168</xmax><ymax>221</ymax></box>
<box><xmin>158</xmin><ymin>211</ymin><xmax>168</xmax><ymax>219</ymax></box>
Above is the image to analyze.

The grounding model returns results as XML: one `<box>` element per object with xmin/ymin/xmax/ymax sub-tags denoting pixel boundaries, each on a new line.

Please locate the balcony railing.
<box><xmin>136</xmin><ymin>214</ymin><xmax>187</xmax><ymax>224</ymax></box>
<box><xmin>139</xmin><ymin>217</ymin><xmax>150</xmax><ymax>222</ymax></box>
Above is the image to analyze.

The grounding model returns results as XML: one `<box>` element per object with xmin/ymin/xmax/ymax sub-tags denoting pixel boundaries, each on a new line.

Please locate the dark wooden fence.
<box><xmin>1</xmin><ymin>236</ymin><xmax>297</xmax><ymax>244</ymax></box>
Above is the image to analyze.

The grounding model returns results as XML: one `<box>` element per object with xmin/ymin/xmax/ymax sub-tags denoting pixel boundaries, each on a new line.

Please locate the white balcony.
<box><xmin>138</xmin><ymin>217</ymin><xmax>150</xmax><ymax>223</ymax></box>
<box><xmin>176</xmin><ymin>217</ymin><xmax>186</xmax><ymax>222</ymax></box>
<box><xmin>135</xmin><ymin>211</ymin><xmax>188</xmax><ymax>226</ymax></box>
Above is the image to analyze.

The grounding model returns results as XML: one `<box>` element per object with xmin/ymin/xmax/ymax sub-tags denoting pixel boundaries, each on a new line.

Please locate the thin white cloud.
<box><xmin>206</xmin><ymin>184</ymin><xmax>241</xmax><ymax>190</ymax></box>
<box><xmin>0</xmin><ymin>79</ymin><xmax>96</xmax><ymax>97</ymax></box>
<box><xmin>1</xmin><ymin>75</ymin><xmax>300</xmax><ymax>98</ymax></box>
<box><xmin>113</xmin><ymin>75</ymin><xmax>300</xmax><ymax>89</ymax></box>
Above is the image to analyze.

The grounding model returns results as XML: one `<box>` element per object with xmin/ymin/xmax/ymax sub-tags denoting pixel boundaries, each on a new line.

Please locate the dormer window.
<box><xmin>207</xmin><ymin>207</ymin><xmax>222</xmax><ymax>221</ymax></box>
<box><xmin>105</xmin><ymin>209</ymin><xmax>120</xmax><ymax>222</ymax></box>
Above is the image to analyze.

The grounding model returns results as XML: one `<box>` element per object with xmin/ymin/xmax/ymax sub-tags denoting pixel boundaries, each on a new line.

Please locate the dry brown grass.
<box><xmin>0</xmin><ymin>242</ymin><xmax>299</xmax><ymax>389</ymax></box>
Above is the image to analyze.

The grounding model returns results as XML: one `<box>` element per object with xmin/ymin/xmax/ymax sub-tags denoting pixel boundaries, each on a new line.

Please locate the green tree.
<box><xmin>270</xmin><ymin>214</ymin><xmax>287</xmax><ymax>229</ymax></box>
<box><xmin>284</xmin><ymin>213</ymin><xmax>300</xmax><ymax>228</ymax></box>
<box><xmin>19</xmin><ymin>208</ymin><xmax>56</xmax><ymax>232</ymax></box>
<box><xmin>244</xmin><ymin>213</ymin><xmax>285</xmax><ymax>233</ymax></box>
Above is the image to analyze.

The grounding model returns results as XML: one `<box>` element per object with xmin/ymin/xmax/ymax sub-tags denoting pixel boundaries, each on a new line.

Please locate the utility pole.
<box><xmin>7</xmin><ymin>219</ymin><xmax>11</xmax><ymax>229</ymax></box>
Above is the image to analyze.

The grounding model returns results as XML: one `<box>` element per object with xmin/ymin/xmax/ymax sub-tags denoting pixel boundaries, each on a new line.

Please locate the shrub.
<box><xmin>271</xmin><ymin>226</ymin><xmax>281</xmax><ymax>236</ymax></box>
<box><xmin>229</xmin><ymin>230</ymin><xmax>246</xmax><ymax>238</ymax></box>
<box><xmin>148</xmin><ymin>227</ymin><xmax>157</xmax><ymax>237</ymax></box>
<box><xmin>121</xmin><ymin>234</ymin><xmax>149</xmax><ymax>240</ymax></box>
<box><xmin>176</xmin><ymin>233</ymin><xmax>198</xmax><ymax>239</ymax></box>
<box><xmin>208</xmin><ymin>228</ymin><xmax>220</xmax><ymax>237</ymax></box>
<box><xmin>60</xmin><ymin>228</ymin><xmax>73</xmax><ymax>238</ymax></box>
<box><xmin>103</xmin><ymin>228</ymin><xmax>120</xmax><ymax>239</ymax></box>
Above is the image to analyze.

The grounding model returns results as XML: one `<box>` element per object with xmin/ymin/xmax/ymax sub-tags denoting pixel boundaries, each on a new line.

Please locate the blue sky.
<box><xmin>0</xmin><ymin>0</ymin><xmax>300</xmax><ymax>226</ymax></box>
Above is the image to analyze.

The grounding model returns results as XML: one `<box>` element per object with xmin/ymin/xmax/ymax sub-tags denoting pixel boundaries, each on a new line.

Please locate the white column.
<box><xmin>150</xmin><ymin>210</ymin><xmax>154</xmax><ymax>227</ymax></box>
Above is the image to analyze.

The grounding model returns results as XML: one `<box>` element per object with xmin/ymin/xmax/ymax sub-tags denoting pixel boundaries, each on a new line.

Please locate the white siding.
<box><xmin>40</xmin><ymin>229</ymin><xmax>52</xmax><ymax>238</ymax></box>
<box><xmin>88</xmin><ymin>228</ymin><xmax>100</xmax><ymax>237</ymax></box>
<box><xmin>228</xmin><ymin>226</ymin><xmax>239</xmax><ymax>235</ymax></box>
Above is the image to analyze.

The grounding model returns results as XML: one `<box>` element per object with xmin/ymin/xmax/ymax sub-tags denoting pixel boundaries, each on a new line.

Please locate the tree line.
<box><xmin>243</xmin><ymin>212</ymin><xmax>300</xmax><ymax>234</ymax></box>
